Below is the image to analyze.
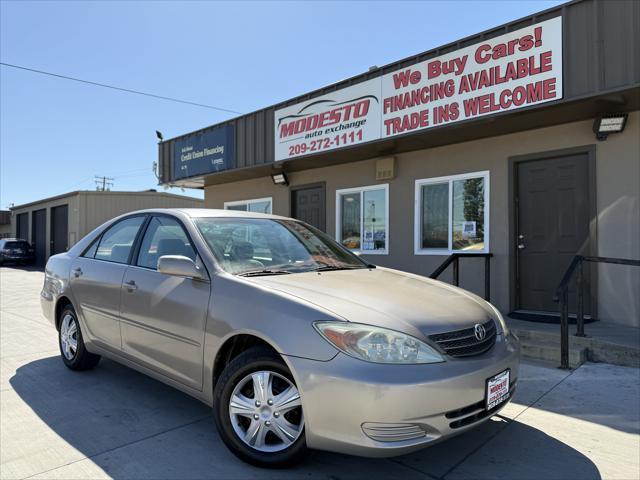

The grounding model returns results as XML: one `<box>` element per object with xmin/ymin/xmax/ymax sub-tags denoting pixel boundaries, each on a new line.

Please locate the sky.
<box><xmin>0</xmin><ymin>0</ymin><xmax>566</xmax><ymax>208</ymax></box>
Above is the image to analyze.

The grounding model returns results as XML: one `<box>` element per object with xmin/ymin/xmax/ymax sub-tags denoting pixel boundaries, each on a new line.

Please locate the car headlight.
<box><xmin>487</xmin><ymin>302</ymin><xmax>509</xmax><ymax>336</ymax></box>
<box><xmin>313</xmin><ymin>321</ymin><xmax>444</xmax><ymax>364</ymax></box>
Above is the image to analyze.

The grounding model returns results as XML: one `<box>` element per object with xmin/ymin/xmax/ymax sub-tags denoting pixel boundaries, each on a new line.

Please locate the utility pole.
<box><xmin>94</xmin><ymin>176</ymin><xmax>114</xmax><ymax>191</ymax></box>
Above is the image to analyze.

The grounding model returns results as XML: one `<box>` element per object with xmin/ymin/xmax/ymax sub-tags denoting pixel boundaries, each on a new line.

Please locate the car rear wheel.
<box><xmin>213</xmin><ymin>348</ymin><xmax>307</xmax><ymax>467</ymax></box>
<box><xmin>58</xmin><ymin>305</ymin><xmax>101</xmax><ymax>371</ymax></box>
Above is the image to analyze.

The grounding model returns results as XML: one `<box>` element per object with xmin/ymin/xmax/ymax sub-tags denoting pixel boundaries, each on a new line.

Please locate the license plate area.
<box><xmin>486</xmin><ymin>369</ymin><xmax>510</xmax><ymax>410</ymax></box>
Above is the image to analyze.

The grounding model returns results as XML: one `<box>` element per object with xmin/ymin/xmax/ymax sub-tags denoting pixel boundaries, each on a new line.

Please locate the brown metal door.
<box><xmin>291</xmin><ymin>184</ymin><xmax>326</xmax><ymax>232</ymax></box>
<box><xmin>516</xmin><ymin>154</ymin><xmax>591</xmax><ymax>313</ymax></box>
<box><xmin>31</xmin><ymin>209</ymin><xmax>47</xmax><ymax>267</ymax></box>
<box><xmin>50</xmin><ymin>205</ymin><xmax>69</xmax><ymax>255</ymax></box>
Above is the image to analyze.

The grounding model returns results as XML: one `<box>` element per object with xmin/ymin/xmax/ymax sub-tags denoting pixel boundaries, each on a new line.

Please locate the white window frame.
<box><xmin>336</xmin><ymin>184</ymin><xmax>389</xmax><ymax>256</ymax></box>
<box><xmin>223</xmin><ymin>197</ymin><xmax>273</xmax><ymax>214</ymax></box>
<box><xmin>414</xmin><ymin>171</ymin><xmax>490</xmax><ymax>255</ymax></box>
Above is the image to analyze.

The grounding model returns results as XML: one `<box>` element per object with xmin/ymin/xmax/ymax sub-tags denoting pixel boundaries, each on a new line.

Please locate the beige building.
<box><xmin>158</xmin><ymin>0</ymin><xmax>640</xmax><ymax>327</ymax></box>
<box><xmin>202</xmin><ymin>115</ymin><xmax>640</xmax><ymax>327</ymax></box>
<box><xmin>10</xmin><ymin>190</ymin><xmax>203</xmax><ymax>265</ymax></box>
<box><xmin>0</xmin><ymin>211</ymin><xmax>11</xmax><ymax>239</ymax></box>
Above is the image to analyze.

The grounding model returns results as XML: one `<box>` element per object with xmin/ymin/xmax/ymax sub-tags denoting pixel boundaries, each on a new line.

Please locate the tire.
<box><xmin>213</xmin><ymin>347</ymin><xmax>307</xmax><ymax>468</ymax></box>
<box><xmin>58</xmin><ymin>304</ymin><xmax>101</xmax><ymax>371</ymax></box>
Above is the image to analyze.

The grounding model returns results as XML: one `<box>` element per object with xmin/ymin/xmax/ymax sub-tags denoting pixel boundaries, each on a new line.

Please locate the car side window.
<box><xmin>82</xmin><ymin>238</ymin><xmax>99</xmax><ymax>258</ymax></box>
<box><xmin>93</xmin><ymin>216</ymin><xmax>145</xmax><ymax>264</ymax></box>
<box><xmin>136</xmin><ymin>216</ymin><xmax>197</xmax><ymax>270</ymax></box>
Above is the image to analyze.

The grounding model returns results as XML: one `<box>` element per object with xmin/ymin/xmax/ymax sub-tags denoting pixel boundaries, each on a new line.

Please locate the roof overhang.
<box><xmin>169</xmin><ymin>85</ymin><xmax>638</xmax><ymax>188</ymax></box>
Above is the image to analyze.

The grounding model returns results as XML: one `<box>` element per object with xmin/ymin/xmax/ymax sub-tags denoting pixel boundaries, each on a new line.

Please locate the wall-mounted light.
<box><xmin>593</xmin><ymin>113</ymin><xmax>628</xmax><ymax>141</ymax></box>
<box><xmin>271</xmin><ymin>172</ymin><xmax>289</xmax><ymax>186</ymax></box>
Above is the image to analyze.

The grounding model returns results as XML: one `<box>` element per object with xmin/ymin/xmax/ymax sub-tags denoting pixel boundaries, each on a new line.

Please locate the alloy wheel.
<box><xmin>60</xmin><ymin>313</ymin><xmax>78</xmax><ymax>360</ymax></box>
<box><xmin>228</xmin><ymin>370</ymin><xmax>304</xmax><ymax>452</ymax></box>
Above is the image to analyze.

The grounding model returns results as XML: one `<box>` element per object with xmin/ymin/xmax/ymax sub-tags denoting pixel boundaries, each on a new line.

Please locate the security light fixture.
<box><xmin>156</xmin><ymin>130</ymin><xmax>164</xmax><ymax>142</ymax></box>
<box><xmin>593</xmin><ymin>114</ymin><xmax>628</xmax><ymax>141</ymax></box>
<box><xmin>271</xmin><ymin>172</ymin><xmax>289</xmax><ymax>186</ymax></box>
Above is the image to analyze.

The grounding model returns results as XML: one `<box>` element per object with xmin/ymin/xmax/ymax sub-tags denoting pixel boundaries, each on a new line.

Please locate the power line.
<box><xmin>0</xmin><ymin>62</ymin><xmax>242</xmax><ymax>114</ymax></box>
<box><xmin>63</xmin><ymin>176</ymin><xmax>95</xmax><ymax>191</ymax></box>
<box><xmin>112</xmin><ymin>172</ymin><xmax>152</xmax><ymax>180</ymax></box>
<box><xmin>59</xmin><ymin>169</ymin><xmax>150</xmax><ymax>193</ymax></box>
<box><xmin>107</xmin><ymin>167</ymin><xmax>149</xmax><ymax>176</ymax></box>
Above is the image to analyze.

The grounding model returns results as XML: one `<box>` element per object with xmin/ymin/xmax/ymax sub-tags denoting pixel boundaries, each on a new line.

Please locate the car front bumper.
<box><xmin>285</xmin><ymin>332</ymin><xmax>520</xmax><ymax>457</ymax></box>
<box><xmin>1</xmin><ymin>254</ymin><xmax>32</xmax><ymax>263</ymax></box>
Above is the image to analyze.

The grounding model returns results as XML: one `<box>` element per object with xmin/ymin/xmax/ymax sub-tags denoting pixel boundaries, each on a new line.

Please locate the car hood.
<box><xmin>247</xmin><ymin>266</ymin><xmax>495</xmax><ymax>339</ymax></box>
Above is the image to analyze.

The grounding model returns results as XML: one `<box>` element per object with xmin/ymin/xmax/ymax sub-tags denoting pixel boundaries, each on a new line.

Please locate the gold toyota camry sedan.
<box><xmin>41</xmin><ymin>209</ymin><xmax>520</xmax><ymax>467</ymax></box>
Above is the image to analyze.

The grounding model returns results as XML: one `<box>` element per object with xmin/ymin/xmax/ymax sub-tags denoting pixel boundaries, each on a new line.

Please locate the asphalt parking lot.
<box><xmin>1</xmin><ymin>266</ymin><xmax>638</xmax><ymax>480</ymax></box>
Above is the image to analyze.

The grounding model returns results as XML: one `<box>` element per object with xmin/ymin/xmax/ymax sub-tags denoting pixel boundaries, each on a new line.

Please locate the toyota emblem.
<box><xmin>474</xmin><ymin>324</ymin><xmax>486</xmax><ymax>341</ymax></box>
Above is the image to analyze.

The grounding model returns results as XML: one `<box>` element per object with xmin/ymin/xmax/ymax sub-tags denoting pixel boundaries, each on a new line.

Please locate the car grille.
<box><xmin>428</xmin><ymin>319</ymin><xmax>497</xmax><ymax>357</ymax></box>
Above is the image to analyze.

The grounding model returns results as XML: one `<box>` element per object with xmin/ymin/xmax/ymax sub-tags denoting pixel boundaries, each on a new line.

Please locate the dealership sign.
<box><xmin>274</xmin><ymin>79</ymin><xmax>381</xmax><ymax>161</ymax></box>
<box><xmin>275</xmin><ymin>17</ymin><xmax>562</xmax><ymax>161</ymax></box>
<box><xmin>174</xmin><ymin>125</ymin><xmax>235</xmax><ymax>180</ymax></box>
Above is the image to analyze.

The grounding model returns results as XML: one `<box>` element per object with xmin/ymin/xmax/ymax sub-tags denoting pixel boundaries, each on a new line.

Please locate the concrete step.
<box><xmin>512</xmin><ymin>326</ymin><xmax>640</xmax><ymax>368</ymax></box>
<box><xmin>518</xmin><ymin>337</ymin><xmax>587</xmax><ymax>369</ymax></box>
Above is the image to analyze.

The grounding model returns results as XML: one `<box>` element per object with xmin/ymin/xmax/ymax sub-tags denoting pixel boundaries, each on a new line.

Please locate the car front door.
<box><xmin>119</xmin><ymin>215</ymin><xmax>210</xmax><ymax>390</ymax></box>
<box><xmin>69</xmin><ymin>215</ymin><xmax>147</xmax><ymax>351</ymax></box>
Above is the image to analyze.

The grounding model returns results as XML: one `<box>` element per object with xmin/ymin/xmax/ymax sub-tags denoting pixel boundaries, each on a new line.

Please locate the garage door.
<box><xmin>50</xmin><ymin>205</ymin><xmax>69</xmax><ymax>255</ymax></box>
<box><xmin>16</xmin><ymin>213</ymin><xmax>28</xmax><ymax>240</ymax></box>
<box><xmin>32</xmin><ymin>209</ymin><xmax>47</xmax><ymax>267</ymax></box>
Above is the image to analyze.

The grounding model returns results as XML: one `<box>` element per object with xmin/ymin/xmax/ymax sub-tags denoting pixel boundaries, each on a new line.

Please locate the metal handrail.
<box><xmin>553</xmin><ymin>255</ymin><xmax>640</xmax><ymax>369</ymax></box>
<box><xmin>429</xmin><ymin>253</ymin><xmax>493</xmax><ymax>301</ymax></box>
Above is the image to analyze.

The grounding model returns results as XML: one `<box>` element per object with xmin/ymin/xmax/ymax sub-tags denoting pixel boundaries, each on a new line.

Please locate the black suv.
<box><xmin>0</xmin><ymin>238</ymin><xmax>35</xmax><ymax>265</ymax></box>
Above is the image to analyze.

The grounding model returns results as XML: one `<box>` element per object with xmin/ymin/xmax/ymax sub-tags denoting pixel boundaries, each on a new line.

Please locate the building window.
<box><xmin>415</xmin><ymin>171</ymin><xmax>489</xmax><ymax>255</ymax></box>
<box><xmin>224</xmin><ymin>197</ymin><xmax>272</xmax><ymax>214</ymax></box>
<box><xmin>336</xmin><ymin>184</ymin><xmax>389</xmax><ymax>255</ymax></box>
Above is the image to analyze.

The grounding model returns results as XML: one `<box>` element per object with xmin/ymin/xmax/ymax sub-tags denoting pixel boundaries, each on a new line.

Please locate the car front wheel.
<box><xmin>58</xmin><ymin>305</ymin><xmax>101</xmax><ymax>370</ymax></box>
<box><xmin>213</xmin><ymin>348</ymin><xmax>307</xmax><ymax>467</ymax></box>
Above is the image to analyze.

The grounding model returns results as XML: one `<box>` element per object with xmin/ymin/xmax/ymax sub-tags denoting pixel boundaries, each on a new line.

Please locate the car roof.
<box><xmin>122</xmin><ymin>208</ymin><xmax>291</xmax><ymax>221</ymax></box>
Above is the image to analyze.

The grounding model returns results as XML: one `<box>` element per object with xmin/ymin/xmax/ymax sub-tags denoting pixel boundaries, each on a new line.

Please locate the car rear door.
<box><xmin>69</xmin><ymin>215</ymin><xmax>147</xmax><ymax>351</ymax></box>
<box><xmin>119</xmin><ymin>214</ymin><xmax>210</xmax><ymax>390</ymax></box>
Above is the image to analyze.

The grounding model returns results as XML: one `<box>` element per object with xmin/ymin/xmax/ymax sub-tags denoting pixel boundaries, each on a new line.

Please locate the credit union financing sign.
<box><xmin>174</xmin><ymin>125</ymin><xmax>235</xmax><ymax>180</ymax></box>
<box><xmin>274</xmin><ymin>17</ymin><xmax>562</xmax><ymax>161</ymax></box>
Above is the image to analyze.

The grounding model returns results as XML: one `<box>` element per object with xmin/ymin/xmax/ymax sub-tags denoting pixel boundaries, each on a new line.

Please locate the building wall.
<box><xmin>77</xmin><ymin>191</ymin><xmax>203</xmax><ymax>236</ymax></box>
<box><xmin>0</xmin><ymin>211</ymin><xmax>10</xmax><ymax>238</ymax></box>
<box><xmin>204</xmin><ymin>111</ymin><xmax>640</xmax><ymax>327</ymax></box>
<box><xmin>11</xmin><ymin>194</ymin><xmax>81</xmax><ymax>264</ymax></box>
<box><xmin>11</xmin><ymin>191</ymin><xmax>204</xmax><ymax>262</ymax></box>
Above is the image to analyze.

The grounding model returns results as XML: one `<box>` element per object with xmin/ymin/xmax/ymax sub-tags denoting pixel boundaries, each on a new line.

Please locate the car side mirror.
<box><xmin>157</xmin><ymin>255</ymin><xmax>205</xmax><ymax>280</ymax></box>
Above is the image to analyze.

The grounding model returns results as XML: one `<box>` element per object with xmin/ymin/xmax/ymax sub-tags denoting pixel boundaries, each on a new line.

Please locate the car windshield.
<box><xmin>195</xmin><ymin>217</ymin><xmax>368</xmax><ymax>275</ymax></box>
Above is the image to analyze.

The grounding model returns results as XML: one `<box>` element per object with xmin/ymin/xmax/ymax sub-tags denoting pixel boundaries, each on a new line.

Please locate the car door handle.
<box><xmin>124</xmin><ymin>280</ymin><xmax>137</xmax><ymax>292</ymax></box>
<box><xmin>72</xmin><ymin>267</ymin><xmax>83</xmax><ymax>277</ymax></box>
